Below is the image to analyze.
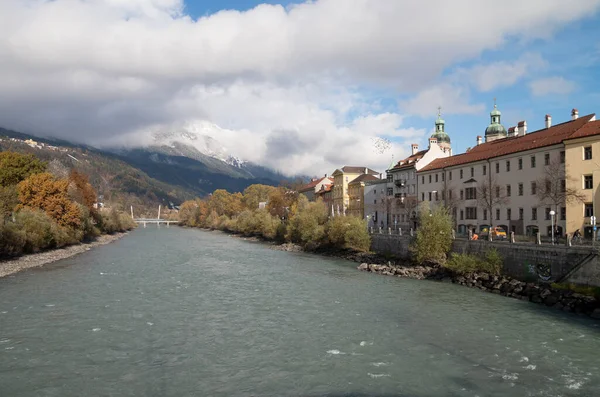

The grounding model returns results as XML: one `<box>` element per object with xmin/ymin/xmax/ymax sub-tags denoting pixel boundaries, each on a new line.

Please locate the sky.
<box><xmin>1</xmin><ymin>0</ymin><xmax>600</xmax><ymax>176</ymax></box>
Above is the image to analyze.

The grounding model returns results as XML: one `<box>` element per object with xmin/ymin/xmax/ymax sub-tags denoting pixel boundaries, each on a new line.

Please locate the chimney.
<box><xmin>545</xmin><ymin>114</ymin><xmax>552</xmax><ymax>128</ymax></box>
<box><xmin>517</xmin><ymin>120</ymin><xmax>527</xmax><ymax>136</ymax></box>
<box><xmin>364</xmin><ymin>167</ymin><xmax>368</xmax><ymax>174</ymax></box>
<box><xmin>508</xmin><ymin>126</ymin><xmax>516</xmax><ymax>137</ymax></box>
<box><xmin>428</xmin><ymin>137</ymin><xmax>437</xmax><ymax>148</ymax></box>
<box><xmin>476</xmin><ymin>135</ymin><xmax>482</xmax><ymax>146</ymax></box>
<box><xmin>411</xmin><ymin>143</ymin><xmax>419</xmax><ymax>155</ymax></box>
<box><xmin>571</xmin><ymin>108</ymin><xmax>579</xmax><ymax>120</ymax></box>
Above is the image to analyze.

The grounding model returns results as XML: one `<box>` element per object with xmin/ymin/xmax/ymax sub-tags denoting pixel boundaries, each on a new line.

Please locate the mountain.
<box><xmin>0</xmin><ymin>125</ymin><xmax>291</xmax><ymax>212</ymax></box>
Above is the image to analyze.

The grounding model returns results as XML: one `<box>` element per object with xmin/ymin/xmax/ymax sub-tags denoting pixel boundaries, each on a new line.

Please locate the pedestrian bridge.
<box><xmin>134</xmin><ymin>218</ymin><xmax>178</xmax><ymax>227</ymax></box>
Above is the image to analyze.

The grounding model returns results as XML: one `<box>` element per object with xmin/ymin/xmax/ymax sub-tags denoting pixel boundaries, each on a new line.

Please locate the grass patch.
<box><xmin>444</xmin><ymin>249</ymin><xmax>503</xmax><ymax>275</ymax></box>
<box><xmin>550</xmin><ymin>283</ymin><xmax>600</xmax><ymax>298</ymax></box>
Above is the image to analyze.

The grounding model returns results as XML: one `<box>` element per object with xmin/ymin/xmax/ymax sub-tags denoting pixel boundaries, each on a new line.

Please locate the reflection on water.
<box><xmin>0</xmin><ymin>227</ymin><xmax>599</xmax><ymax>397</ymax></box>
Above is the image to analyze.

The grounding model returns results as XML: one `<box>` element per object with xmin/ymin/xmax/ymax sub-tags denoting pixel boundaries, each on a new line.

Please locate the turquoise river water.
<box><xmin>1</xmin><ymin>227</ymin><xmax>599</xmax><ymax>396</ymax></box>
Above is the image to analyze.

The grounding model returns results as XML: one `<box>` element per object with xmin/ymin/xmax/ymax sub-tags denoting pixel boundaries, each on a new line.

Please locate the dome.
<box><xmin>490</xmin><ymin>106</ymin><xmax>501</xmax><ymax>117</ymax></box>
<box><xmin>432</xmin><ymin>131</ymin><xmax>451</xmax><ymax>143</ymax></box>
<box><xmin>485</xmin><ymin>123</ymin><xmax>507</xmax><ymax>137</ymax></box>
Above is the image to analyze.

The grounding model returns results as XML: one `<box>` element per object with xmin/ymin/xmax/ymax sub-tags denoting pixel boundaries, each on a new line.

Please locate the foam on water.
<box><xmin>367</xmin><ymin>373</ymin><xmax>390</xmax><ymax>378</ymax></box>
<box><xmin>326</xmin><ymin>350</ymin><xmax>345</xmax><ymax>355</ymax></box>
<box><xmin>371</xmin><ymin>362</ymin><xmax>389</xmax><ymax>367</ymax></box>
<box><xmin>502</xmin><ymin>373</ymin><xmax>519</xmax><ymax>381</ymax></box>
<box><xmin>92</xmin><ymin>328</ymin><xmax>101</xmax><ymax>332</ymax></box>
<box><xmin>525</xmin><ymin>365</ymin><xmax>537</xmax><ymax>370</ymax></box>
<box><xmin>359</xmin><ymin>341</ymin><xmax>373</xmax><ymax>347</ymax></box>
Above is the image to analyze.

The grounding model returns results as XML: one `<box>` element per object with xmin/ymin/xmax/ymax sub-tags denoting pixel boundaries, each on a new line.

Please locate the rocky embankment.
<box><xmin>358</xmin><ymin>263</ymin><xmax>600</xmax><ymax>319</ymax></box>
<box><xmin>0</xmin><ymin>232</ymin><xmax>128</xmax><ymax>278</ymax></box>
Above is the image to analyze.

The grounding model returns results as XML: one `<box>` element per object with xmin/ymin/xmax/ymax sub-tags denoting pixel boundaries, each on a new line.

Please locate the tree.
<box><xmin>267</xmin><ymin>187</ymin><xmax>298</xmax><ymax>219</ymax></box>
<box><xmin>68</xmin><ymin>170</ymin><xmax>98</xmax><ymax>212</ymax></box>
<box><xmin>397</xmin><ymin>196</ymin><xmax>418</xmax><ymax>230</ymax></box>
<box><xmin>207</xmin><ymin>189</ymin><xmax>243</xmax><ymax>217</ymax></box>
<box><xmin>0</xmin><ymin>185</ymin><xmax>19</xmax><ymax>219</ymax></box>
<box><xmin>536</xmin><ymin>159</ymin><xmax>585</xmax><ymax>215</ymax></box>
<box><xmin>476</xmin><ymin>174</ymin><xmax>508</xmax><ymax>234</ymax></box>
<box><xmin>17</xmin><ymin>173</ymin><xmax>82</xmax><ymax>229</ymax></box>
<box><xmin>242</xmin><ymin>184</ymin><xmax>276</xmax><ymax>210</ymax></box>
<box><xmin>286</xmin><ymin>195</ymin><xmax>329</xmax><ymax>245</ymax></box>
<box><xmin>410</xmin><ymin>203</ymin><xmax>453</xmax><ymax>265</ymax></box>
<box><xmin>0</xmin><ymin>151</ymin><xmax>47</xmax><ymax>187</ymax></box>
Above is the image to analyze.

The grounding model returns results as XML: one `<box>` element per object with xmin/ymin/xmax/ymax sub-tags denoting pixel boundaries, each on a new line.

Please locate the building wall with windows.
<box><xmin>331</xmin><ymin>166</ymin><xmax>379</xmax><ymax>214</ymax></box>
<box><xmin>564</xmin><ymin>130</ymin><xmax>600</xmax><ymax>237</ymax></box>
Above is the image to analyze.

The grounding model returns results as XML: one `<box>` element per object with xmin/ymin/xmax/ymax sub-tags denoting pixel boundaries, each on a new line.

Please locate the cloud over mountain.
<box><xmin>1</xmin><ymin>0</ymin><xmax>599</xmax><ymax>175</ymax></box>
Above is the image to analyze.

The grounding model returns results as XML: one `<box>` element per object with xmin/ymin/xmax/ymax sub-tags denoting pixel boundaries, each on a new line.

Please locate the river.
<box><xmin>1</xmin><ymin>227</ymin><xmax>599</xmax><ymax>396</ymax></box>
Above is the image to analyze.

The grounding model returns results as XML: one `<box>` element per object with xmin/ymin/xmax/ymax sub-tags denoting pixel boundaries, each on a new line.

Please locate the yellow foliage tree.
<box><xmin>17</xmin><ymin>173</ymin><xmax>82</xmax><ymax>229</ymax></box>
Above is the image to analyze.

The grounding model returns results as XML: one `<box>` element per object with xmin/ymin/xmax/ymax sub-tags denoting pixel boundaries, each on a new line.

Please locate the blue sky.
<box><xmin>1</xmin><ymin>0</ymin><xmax>599</xmax><ymax>175</ymax></box>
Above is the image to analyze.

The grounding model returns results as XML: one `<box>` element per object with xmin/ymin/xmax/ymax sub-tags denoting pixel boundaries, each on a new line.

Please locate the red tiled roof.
<box><xmin>348</xmin><ymin>174</ymin><xmax>380</xmax><ymax>184</ymax></box>
<box><xmin>565</xmin><ymin>119</ymin><xmax>600</xmax><ymax>140</ymax></box>
<box><xmin>389</xmin><ymin>149</ymin><xmax>428</xmax><ymax>171</ymax></box>
<box><xmin>298</xmin><ymin>176</ymin><xmax>334</xmax><ymax>192</ymax></box>
<box><xmin>339</xmin><ymin>166</ymin><xmax>379</xmax><ymax>175</ymax></box>
<box><xmin>421</xmin><ymin>114</ymin><xmax>596</xmax><ymax>172</ymax></box>
<box><xmin>315</xmin><ymin>184</ymin><xmax>333</xmax><ymax>194</ymax></box>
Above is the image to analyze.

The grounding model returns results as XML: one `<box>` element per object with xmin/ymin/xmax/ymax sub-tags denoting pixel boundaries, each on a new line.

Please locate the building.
<box><xmin>382</xmin><ymin>110</ymin><xmax>452</xmax><ymax>230</ymax></box>
<box><xmin>363</xmin><ymin>178</ymin><xmax>389</xmax><ymax>228</ymax></box>
<box><xmin>418</xmin><ymin>105</ymin><xmax>599</xmax><ymax>237</ymax></box>
<box><xmin>298</xmin><ymin>175</ymin><xmax>334</xmax><ymax>201</ymax></box>
<box><xmin>315</xmin><ymin>182</ymin><xmax>334</xmax><ymax>211</ymax></box>
<box><xmin>331</xmin><ymin>166</ymin><xmax>379</xmax><ymax>215</ymax></box>
<box><xmin>563</xmin><ymin>111</ymin><xmax>600</xmax><ymax>238</ymax></box>
<box><xmin>347</xmin><ymin>174</ymin><xmax>380</xmax><ymax>218</ymax></box>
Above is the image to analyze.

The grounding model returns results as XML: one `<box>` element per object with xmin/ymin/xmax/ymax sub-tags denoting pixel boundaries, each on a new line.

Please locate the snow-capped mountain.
<box><xmin>151</xmin><ymin>121</ymin><xmax>244</xmax><ymax>168</ymax></box>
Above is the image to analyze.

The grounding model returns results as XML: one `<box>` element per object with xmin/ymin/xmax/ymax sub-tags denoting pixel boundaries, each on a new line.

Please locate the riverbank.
<box><xmin>0</xmin><ymin>232</ymin><xmax>128</xmax><ymax>278</ymax></box>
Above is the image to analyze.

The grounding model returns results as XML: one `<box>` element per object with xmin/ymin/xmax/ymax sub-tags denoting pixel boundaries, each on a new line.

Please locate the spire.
<box><xmin>435</xmin><ymin>106</ymin><xmax>445</xmax><ymax>133</ymax></box>
<box><xmin>485</xmin><ymin>99</ymin><xmax>507</xmax><ymax>142</ymax></box>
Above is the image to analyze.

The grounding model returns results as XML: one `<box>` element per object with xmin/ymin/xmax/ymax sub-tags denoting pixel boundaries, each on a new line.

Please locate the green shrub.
<box><xmin>550</xmin><ymin>283</ymin><xmax>600</xmax><ymax>298</ymax></box>
<box><xmin>410</xmin><ymin>203</ymin><xmax>453</xmax><ymax>265</ymax></box>
<box><xmin>0</xmin><ymin>221</ymin><xmax>26</xmax><ymax>257</ymax></box>
<box><xmin>325</xmin><ymin>215</ymin><xmax>371</xmax><ymax>251</ymax></box>
<box><xmin>286</xmin><ymin>196</ymin><xmax>328</xmax><ymax>245</ymax></box>
<box><xmin>15</xmin><ymin>208</ymin><xmax>56</xmax><ymax>253</ymax></box>
<box><xmin>445</xmin><ymin>249</ymin><xmax>503</xmax><ymax>275</ymax></box>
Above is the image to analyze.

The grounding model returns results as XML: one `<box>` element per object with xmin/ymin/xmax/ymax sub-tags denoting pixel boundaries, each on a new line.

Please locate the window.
<box><xmin>560</xmin><ymin>151</ymin><xmax>565</xmax><ymax>163</ymax></box>
<box><xmin>429</xmin><ymin>175</ymin><xmax>432</xmax><ymax>183</ymax></box>
<box><xmin>531</xmin><ymin>181</ymin><xmax>537</xmax><ymax>195</ymax></box>
<box><xmin>460</xmin><ymin>169</ymin><xmax>463</xmax><ymax>179</ymax></box>
<box><xmin>422</xmin><ymin>176</ymin><xmax>425</xmax><ymax>184</ymax></box>
<box><xmin>441</xmin><ymin>173</ymin><xmax>445</xmax><ymax>182</ymax></box>
<box><xmin>532</xmin><ymin>207</ymin><xmax>537</xmax><ymax>221</ymax></box>
<box><xmin>519</xmin><ymin>208</ymin><xmax>524</xmax><ymax>220</ymax></box>
<box><xmin>460</xmin><ymin>210</ymin><xmax>464</xmax><ymax>220</ymax></box>
<box><xmin>346</xmin><ymin>176</ymin><xmax>348</xmax><ymax>182</ymax></box>
<box><xmin>531</xmin><ymin>156</ymin><xmax>536</xmax><ymax>168</ymax></box>
<box><xmin>460</xmin><ymin>190</ymin><xmax>464</xmax><ymax>200</ymax></box>
<box><xmin>545</xmin><ymin>180</ymin><xmax>551</xmax><ymax>194</ymax></box>
<box><xmin>495</xmin><ymin>186</ymin><xmax>500</xmax><ymax>198</ymax></box>
<box><xmin>441</xmin><ymin>191</ymin><xmax>445</xmax><ymax>200</ymax></box>
<box><xmin>518</xmin><ymin>183</ymin><xmax>523</xmax><ymax>196</ymax></box>
<box><xmin>373</xmin><ymin>189</ymin><xmax>377</xmax><ymax>194</ymax></box>
<box><xmin>518</xmin><ymin>158</ymin><xmax>523</xmax><ymax>170</ymax></box>
<box><xmin>428</xmin><ymin>192</ymin><xmax>432</xmax><ymax>201</ymax></box>
<box><xmin>374</xmin><ymin>199</ymin><xmax>377</xmax><ymax>204</ymax></box>
<box><xmin>584</xmin><ymin>146</ymin><xmax>592</xmax><ymax>160</ymax></box>
<box><xmin>466</xmin><ymin>207</ymin><xmax>477</xmax><ymax>219</ymax></box>
<box><xmin>483</xmin><ymin>165</ymin><xmax>487</xmax><ymax>175</ymax></box>
<box><xmin>448</xmin><ymin>190</ymin><xmax>453</xmax><ymax>200</ymax></box>
<box><xmin>449</xmin><ymin>171</ymin><xmax>453</xmax><ymax>180</ymax></box>
<box><xmin>465</xmin><ymin>187</ymin><xmax>477</xmax><ymax>200</ymax></box>
<box><xmin>496</xmin><ymin>209</ymin><xmax>500</xmax><ymax>220</ymax></box>
<box><xmin>545</xmin><ymin>207</ymin><xmax>551</xmax><ymax>220</ymax></box>
<box><xmin>584</xmin><ymin>175</ymin><xmax>593</xmax><ymax>189</ymax></box>
<box><xmin>506</xmin><ymin>161</ymin><xmax>510</xmax><ymax>172</ymax></box>
<box><xmin>470</xmin><ymin>167</ymin><xmax>474</xmax><ymax>177</ymax></box>
<box><xmin>561</xmin><ymin>207</ymin><xmax>566</xmax><ymax>221</ymax></box>
<box><xmin>387</xmin><ymin>188</ymin><xmax>393</xmax><ymax>196</ymax></box>
<box><xmin>544</xmin><ymin>153</ymin><xmax>550</xmax><ymax>166</ymax></box>
<box><xmin>507</xmin><ymin>208</ymin><xmax>511</xmax><ymax>220</ymax></box>
<box><xmin>435</xmin><ymin>192</ymin><xmax>439</xmax><ymax>201</ymax></box>
<box><xmin>561</xmin><ymin>180</ymin><xmax>566</xmax><ymax>192</ymax></box>
<box><xmin>422</xmin><ymin>193</ymin><xmax>425</xmax><ymax>201</ymax></box>
<box><xmin>483</xmin><ymin>209</ymin><xmax>488</xmax><ymax>220</ymax></box>
<box><xmin>506</xmin><ymin>184</ymin><xmax>511</xmax><ymax>197</ymax></box>
<box><xmin>386</xmin><ymin>174</ymin><xmax>393</xmax><ymax>182</ymax></box>
<box><xmin>585</xmin><ymin>203</ymin><xmax>594</xmax><ymax>218</ymax></box>
<box><xmin>435</xmin><ymin>174</ymin><xmax>439</xmax><ymax>183</ymax></box>
<box><xmin>495</xmin><ymin>162</ymin><xmax>500</xmax><ymax>173</ymax></box>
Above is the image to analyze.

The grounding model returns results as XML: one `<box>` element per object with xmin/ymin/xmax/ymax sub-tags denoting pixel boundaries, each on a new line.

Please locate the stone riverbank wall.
<box><xmin>370</xmin><ymin>233</ymin><xmax>600</xmax><ymax>286</ymax></box>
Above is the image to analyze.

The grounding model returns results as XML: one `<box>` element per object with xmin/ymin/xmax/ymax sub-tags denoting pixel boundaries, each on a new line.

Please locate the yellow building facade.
<box><xmin>331</xmin><ymin>166</ymin><xmax>379</xmax><ymax>215</ymax></box>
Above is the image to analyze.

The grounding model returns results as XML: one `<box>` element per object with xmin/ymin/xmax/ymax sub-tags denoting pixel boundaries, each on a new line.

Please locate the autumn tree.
<box><xmin>0</xmin><ymin>151</ymin><xmax>47</xmax><ymax>187</ymax></box>
<box><xmin>207</xmin><ymin>190</ymin><xmax>243</xmax><ymax>217</ymax></box>
<box><xmin>178</xmin><ymin>199</ymin><xmax>208</xmax><ymax>227</ymax></box>
<box><xmin>68</xmin><ymin>170</ymin><xmax>98</xmax><ymax>212</ymax></box>
<box><xmin>17</xmin><ymin>173</ymin><xmax>82</xmax><ymax>229</ymax></box>
<box><xmin>536</xmin><ymin>159</ymin><xmax>585</xmax><ymax>215</ymax></box>
<box><xmin>267</xmin><ymin>187</ymin><xmax>298</xmax><ymax>219</ymax></box>
<box><xmin>242</xmin><ymin>184</ymin><xmax>276</xmax><ymax>210</ymax></box>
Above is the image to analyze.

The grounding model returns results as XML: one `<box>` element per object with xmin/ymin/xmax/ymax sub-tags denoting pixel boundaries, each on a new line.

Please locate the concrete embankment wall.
<box><xmin>370</xmin><ymin>233</ymin><xmax>600</xmax><ymax>286</ymax></box>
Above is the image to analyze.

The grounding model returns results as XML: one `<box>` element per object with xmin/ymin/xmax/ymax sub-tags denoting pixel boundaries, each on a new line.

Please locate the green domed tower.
<box><xmin>485</xmin><ymin>101</ymin><xmax>507</xmax><ymax>142</ymax></box>
<box><xmin>431</xmin><ymin>107</ymin><xmax>452</xmax><ymax>154</ymax></box>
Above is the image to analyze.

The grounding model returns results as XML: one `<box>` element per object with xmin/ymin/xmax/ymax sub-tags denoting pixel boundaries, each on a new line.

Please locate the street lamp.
<box><xmin>550</xmin><ymin>210</ymin><xmax>556</xmax><ymax>245</ymax></box>
<box><xmin>591</xmin><ymin>215</ymin><xmax>597</xmax><ymax>247</ymax></box>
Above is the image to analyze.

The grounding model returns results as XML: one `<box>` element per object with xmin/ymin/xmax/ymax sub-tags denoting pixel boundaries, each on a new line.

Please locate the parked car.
<box><xmin>480</xmin><ymin>226</ymin><xmax>507</xmax><ymax>240</ymax></box>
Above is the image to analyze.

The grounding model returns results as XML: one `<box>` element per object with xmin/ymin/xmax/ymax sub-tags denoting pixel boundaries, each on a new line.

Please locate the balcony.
<box><xmin>394</xmin><ymin>180</ymin><xmax>406</xmax><ymax>188</ymax></box>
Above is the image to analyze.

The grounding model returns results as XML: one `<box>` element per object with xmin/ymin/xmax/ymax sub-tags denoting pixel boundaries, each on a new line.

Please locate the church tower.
<box><xmin>431</xmin><ymin>107</ymin><xmax>452</xmax><ymax>155</ymax></box>
<box><xmin>484</xmin><ymin>100</ymin><xmax>508</xmax><ymax>142</ymax></box>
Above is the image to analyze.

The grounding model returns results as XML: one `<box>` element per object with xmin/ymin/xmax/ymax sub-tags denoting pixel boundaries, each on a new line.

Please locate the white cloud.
<box><xmin>529</xmin><ymin>76</ymin><xmax>577</xmax><ymax>96</ymax></box>
<box><xmin>0</xmin><ymin>0</ymin><xmax>599</xmax><ymax>174</ymax></box>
